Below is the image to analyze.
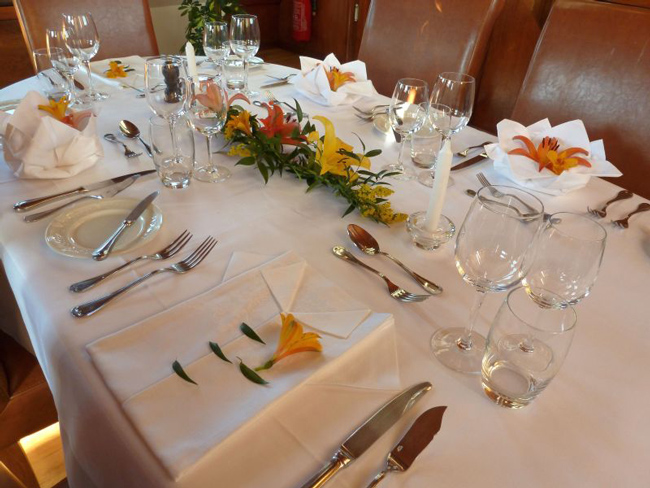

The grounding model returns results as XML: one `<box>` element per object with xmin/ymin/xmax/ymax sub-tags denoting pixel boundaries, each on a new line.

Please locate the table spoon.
<box><xmin>347</xmin><ymin>224</ymin><xmax>442</xmax><ymax>295</ymax></box>
<box><xmin>119</xmin><ymin>120</ymin><xmax>153</xmax><ymax>158</ymax></box>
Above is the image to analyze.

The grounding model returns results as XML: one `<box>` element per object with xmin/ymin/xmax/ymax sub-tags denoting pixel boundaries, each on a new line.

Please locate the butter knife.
<box><xmin>91</xmin><ymin>191</ymin><xmax>159</xmax><ymax>261</ymax></box>
<box><xmin>366</xmin><ymin>406</ymin><xmax>447</xmax><ymax>487</ymax></box>
<box><xmin>13</xmin><ymin>169</ymin><xmax>156</xmax><ymax>212</ymax></box>
<box><xmin>451</xmin><ymin>152</ymin><xmax>488</xmax><ymax>171</ymax></box>
<box><xmin>299</xmin><ymin>382</ymin><xmax>431</xmax><ymax>488</ymax></box>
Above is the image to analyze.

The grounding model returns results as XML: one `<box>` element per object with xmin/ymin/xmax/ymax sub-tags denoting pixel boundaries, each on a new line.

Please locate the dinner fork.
<box><xmin>264</xmin><ymin>90</ymin><xmax>309</xmax><ymax>117</ymax></box>
<box><xmin>69</xmin><ymin>230</ymin><xmax>193</xmax><ymax>292</ymax></box>
<box><xmin>455</xmin><ymin>141</ymin><xmax>492</xmax><ymax>158</ymax></box>
<box><xmin>587</xmin><ymin>189</ymin><xmax>634</xmax><ymax>218</ymax></box>
<box><xmin>332</xmin><ymin>246</ymin><xmax>429</xmax><ymax>303</ymax></box>
<box><xmin>611</xmin><ymin>203</ymin><xmax>650</xmax><ymax>229</ymax></box>
<box><xmin>476</xmin><ymin>172</ymin><xmax>541</xmax><ymax>217</ymax></box>
<box><xmin>71</xmin><ymin>236</ymin><xmax>217</xmax><ymax>317</ymax></box>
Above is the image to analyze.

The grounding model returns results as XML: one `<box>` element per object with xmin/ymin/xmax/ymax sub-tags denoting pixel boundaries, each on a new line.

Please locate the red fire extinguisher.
<box><xmin>292</xmin><ymin>0</ymin><xmax>312</xmax><ymax>42</ymax></box>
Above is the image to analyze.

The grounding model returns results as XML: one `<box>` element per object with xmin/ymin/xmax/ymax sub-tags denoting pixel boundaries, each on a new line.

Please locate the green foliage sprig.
<box><xmin>179</xmin><ymin>0</ymin><xmax>246</xmax><ymax>55</ymax></box>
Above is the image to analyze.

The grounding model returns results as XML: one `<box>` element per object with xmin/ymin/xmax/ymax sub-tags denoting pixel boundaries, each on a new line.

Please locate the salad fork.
<box><xmin>71</xmin><ymin>236</ymin><xmax>217</xmax><ymax>317</ymax></box>
<box><xmin>455</xmin><ymin>141</ymin><xmax>492</xmax><ymax>158</ymax></box>
<box><xmin>611</xmin><ymin>203</ymin><xmax>650</xmax><ymax>229</ymax></box>
<box><xmin>332</xmin><ymin>246</ymin><xmax>430</xmax><ymax>303</ymax></box>
<box><xmin>69</xmin><ymin>230</ymin><xmax>193</xmax><ymax>292</ymax></box>
<box><xmin>477</xmin><ymin>172</ymin><xmax>540</xmax><ymax>217</ymax></box>
<box><xmin>103</xmin><ymin>133</ymin><xmax>141</xmax><ymax>158</ymax></box>
<box><xmin>587</xmin><ymin>190</ymin><xmax>634</xmax><ymax>218</ymax></box>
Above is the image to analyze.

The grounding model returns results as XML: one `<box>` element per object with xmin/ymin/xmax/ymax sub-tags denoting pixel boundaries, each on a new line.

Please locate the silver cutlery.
<box><xmin>299</xmin><ymin>382</ymin><xmax>431</xmax><ymax>488</ymax></box>
<box><xmin>265</xmin><ymin>73</ymin><xmax>295</xmax><ymax>82</ymax></box>
<box><xmin>365</xmin><ymin>406</ymin><xmax>447</xmax><ymax>488</ymax></box>
<box><xmin>71</xmin><ymin>236</ymin><xmax>217</xmax><ymax>317</ymax></box>
<box><xmin>70</xmin><ymin>230</ymin><xmax>192</xmax><ymax>292</ymax></box>
<box><xmin>464</xmin><ymin>188</ymin><xmax>553</xmax><ymax>221</ymax></box>
<box><xmin>477</xmin><ymin>172</ymin><xmax>540</xmax><ymax>216</ymax></box>
<box><xmin>455</xmin><ymin>141</ymin><xmax>492</xmax><ymax>157</ymax></box>
<box><xmin>331</xmin><ymin>246</ymin><xmax>430</xmax><ymax>303</ymax></box>
<box><xmin>611</xmin><ymin>202</ymin><xmax>650</xmax><ymax>229</ymax></box>
<box><xmin>92</xmin><ymin>191</ymin><xmax>159</xmax><ymax>261</ymax></box>
<box><xmin>103</xmin><ymin>133</ymin><xmax>141</xmax><ymax>158</ymax></box>
<box><xmin>12</xmin><ymin>169</ymin><xmax>156</xmax><ymax>212</ymax></box>
<box><xmin>260</xmin><ymin>79</ymin><xmax>291</xmax><ymax>88</ymax></box>
<box><xmin>119</xmin><ymin>120</ymin><xmax>153</xmax><ymax>157</ymax></box>
<box><xmin>353</xmin><ymin>105</ymin><xmax>389</xmax><ymax>118</ymax></box>
<box><xmin>263</xmin><ymin>90</ymin><xmax>308</xmax><ymax>117</ymax></box>
<box><xmin>451</xmin><ymin>152</ymin><xmax>488</xmax><ymax>171</ymax></box>
<box><xmin>588</xmin><ymin>189</ymin><xmax>634</xmax><ymax>218</ymax></box>
<box><xmin>23</xmin><ymin>177</ymin><xmax>136</xmax><ymax>223</ymax></box>
<box><xmin>347</xmin><ymin>224</ymin><xmax>442</xmax><ymax>295</ymax></box>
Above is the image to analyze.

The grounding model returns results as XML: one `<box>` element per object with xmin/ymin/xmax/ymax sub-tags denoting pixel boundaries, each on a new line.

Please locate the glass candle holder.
<box><xmin>406</xmin><ymin>211</ymin><xmax>455</xmax><ymax>251</ymax></box>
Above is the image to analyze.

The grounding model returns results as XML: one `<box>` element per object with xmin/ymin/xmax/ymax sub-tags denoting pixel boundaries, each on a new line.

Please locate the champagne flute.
<box><xmin>187</xmin><ymin>75</ymin><xmax>230</xmax><ymax>183</ymax></box>
<box><xmin>431</xmin><ymin>185</ymin><xmax>545</xmax><ymax>373</ymax></box>
<box><xmin>62</xmin><ymin>12</ymin><xmax>107</xmax><ymax>101</ymax></box>
<box><xmin>203</xmin><ymin>21</ymin><xmax>230</xmax><ymax>79</ymax></box>
<box><xmin>46</xmin><ymin>28</ymin><xmax>80</xmax><ymax>106</ymax></box>
<box><xmin>421</xmin><ymin>72</ymin><xmax>475</xmax><ymax>187</ymax></box>
<box><xmin>229</xmin><ymin>14</ymin><xmax>260</xmax><ymax>96</ymax></box>
<box><xmin>382</xmin><ymin>78</ymin><xmax>429</xmax><ymax>180</ymax></box>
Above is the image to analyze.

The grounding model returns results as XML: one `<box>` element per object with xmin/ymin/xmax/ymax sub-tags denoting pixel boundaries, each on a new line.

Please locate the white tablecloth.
<box><xmin>1</xmin><ymin>63</ymin><xmax>649</xmax><ymax>488</ymax></box>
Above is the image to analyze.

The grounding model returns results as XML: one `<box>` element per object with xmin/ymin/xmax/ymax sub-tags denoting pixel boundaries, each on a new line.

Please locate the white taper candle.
<box><xmin>424</xmin><ymin>138</ymin><xmax>453</xmax><ymax>233</ymax></box>
<box><xmin>185</xmin><ymin>42</ymin><xmax>199</xmax><ymax>79</ymax></box>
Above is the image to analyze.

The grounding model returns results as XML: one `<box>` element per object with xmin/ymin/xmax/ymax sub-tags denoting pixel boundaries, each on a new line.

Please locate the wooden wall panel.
<box><xmin>241</xmin><ymin>0</ymin><xmax>281</xmax><ymax>48</ymax></box>
<box><xmin>0</xmin><ymin>6</ymin><xmax>34</xmax><ymax>89</ymax></box>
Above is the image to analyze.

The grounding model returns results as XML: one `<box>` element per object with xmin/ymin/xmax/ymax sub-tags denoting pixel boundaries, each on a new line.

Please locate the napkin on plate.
<box><xmin>1</xmin><ymin>91</ymin><xmax>103</xmax><ymax>179</ymax></box>
<box><xmin>485</xmin><ymin>118</ymin><xmax>622</xmax><ymax>195</ymax></box>
<box><xmin>293</xmin><ymin>53</ymin><xmax>377</xmax><ymax>106</ymax></box>
<box><xmin>88</xmin><ymin>55</ymin><xmax>146</xmax><ymax>91</ymax></box>
<box><xmin>87</xmin><ymin>251</ymin><xmax>398</xmax><ymax>479</ymax></box>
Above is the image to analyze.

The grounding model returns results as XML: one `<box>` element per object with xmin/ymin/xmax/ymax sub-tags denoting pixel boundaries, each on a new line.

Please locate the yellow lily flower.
<box><xmin>104</xmin><ymin>60</ymin><xmax>130</xmax><ymax>78</ymax></box>
<box><xmin>313</xmin><ymin>115</ymin><xmax>370</xmax><ymax>177</ymax></box>
<box><xmin>255</xmin><ymin>313</ymin><xmax>322</xmax><ymax>371</ymax></box>
<box><xmin>224</xmin><ymin>110</ymin><xmax>252</xmax><ymax>139</ymax></box>
<box><xmin>38</xmin><ymin>97</ymin><xmax>69</xmax><ymax>122</ymax></box>
<box><xmin>326</xmin><ymin>67</ymin><xmax>355</xmax><ymax>91</ymax></box>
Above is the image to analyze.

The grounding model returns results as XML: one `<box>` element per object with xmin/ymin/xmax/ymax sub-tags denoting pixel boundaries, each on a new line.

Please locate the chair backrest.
<box><xmin>512</xmin><ymin>0</ymin><xmax>650</xmax><ymax>198</ymax></box>
<box><xmin>13</xmin><ymin>0</ymin><xmax>159</xmax><ymax>71</ymax></box>
<box><xmin>358</xmin><ymin>0</ymin><xmax>505</xmax><ymax>96</ymax></box>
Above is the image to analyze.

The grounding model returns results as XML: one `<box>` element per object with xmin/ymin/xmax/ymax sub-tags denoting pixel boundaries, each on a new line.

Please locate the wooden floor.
<box><xmin>258</xmin><ymin>47</ymin><xmax>301</xmax><ymax>69</ymax></box>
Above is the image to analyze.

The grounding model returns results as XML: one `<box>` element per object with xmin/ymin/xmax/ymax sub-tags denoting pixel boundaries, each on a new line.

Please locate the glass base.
<box><xmin>82</xmin><ymin>91</ymin><xmax>108</xmax><ymax>102</ymax></box>
<box><xmin>382</xmin><ymin>163</ymin><xmax>416</xmax><ymax>181</ymax></box>
<box><xmin>417</xmin><ymin>170</ymin><xmax>455</xmax><ymax>188</ymax></box>
<box><xmin>159</xmin><ymin>171</ymin><xmax>190</xmax><ymax>189</ymax></box>
<box><xmin>193</xmin><ymin>165</ymin><xmax>231</xmax><ymax>183</ymax></box>
<box><xmin>431</xmin><ymin>327</ymin><xmax>486</xmax><ymax>374</ymax></box>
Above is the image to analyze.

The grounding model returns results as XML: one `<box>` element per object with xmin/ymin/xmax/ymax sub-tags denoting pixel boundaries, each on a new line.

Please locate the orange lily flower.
<box><xmin>259</xmin><ymin>102</ymin><xmax>306</xmax><ymax>145</ymax></box>
<box><xmin>195</xmin><ymin>81</ymin><xmax>249</xmax><ymax>113</ymax></box>
<box><xmin>255</xmin><ymin>313</ymin><xmax>322</xmax><ymax>371</ymax></box>
<box><xmin>508</xmin><ymin>135</ymin><xmax>591</xmax><ymax>175</ymax></box>
<box><xmin>224</xmin><ymin>110</ymin><xmax>253</xmax><ymax>138</ymax></box>
<box><xmin>326</xmin><ymin>67</ymin><xmax>355</xmax><ymax>91</ymax></box>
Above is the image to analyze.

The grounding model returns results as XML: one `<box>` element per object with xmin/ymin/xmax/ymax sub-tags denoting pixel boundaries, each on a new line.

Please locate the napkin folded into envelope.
<box><xmin>485</xmin><ymin>118</ymin><xmax>622</xmax><ymax>195</ymax></box>
<box><xmin>1</xmin><ymin>91</ymin><xmax>103</xmax><ymax>179</ymax></box>
<box><xmin>88</xmin><ymin>251</ymin><xmax>398</xmax><ymax>480</ymax></box>
<box><xmin>294</xmin><ymin>53</ymin><xmax>377</xmax><ymax>106</ymax></box>
<box><xmin>87</xmin><ymin>55</ymin><xmax>146</xmax><ymax>91</ymax></box>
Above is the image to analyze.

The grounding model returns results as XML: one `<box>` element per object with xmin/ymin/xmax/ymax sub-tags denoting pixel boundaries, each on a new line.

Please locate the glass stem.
<box><xmin>66</xmin><ymin>73</ymin><xmax>77</xmax><ymax>104</ymax></box>
<box><xmin>84</xmin><ymin>60</ymin><xmax>95</xmax><ymax>96</ymax></box>
<box><xmin>243</xmin><ymin>58</ymin><xmax>250</xmax><ymax>93</ymax></box>
<box><xmin>397</xmin><ymin>137</ymin><xmax>406</xmax><ymax>171</ymax></box>
<box><xmin>458</xmin><ymin>290</ymin><xmax>487</xmax><ymax>351</ymax></box>
<box><xmin>206</xmin><ymin>134</ymin><xmax>214</xmax><ymax>172</ymax></box>
<box><xmin>169</xmin><ymin>117</ymin><xmax>178</xmax><ymax>158</ymax></box>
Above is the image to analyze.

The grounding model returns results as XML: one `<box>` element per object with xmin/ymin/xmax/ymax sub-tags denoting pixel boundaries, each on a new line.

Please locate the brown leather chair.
<box><xmin>511</xmin><ymin>0</ymin><xmax>650</xmax><ymax>198</ymax></box>
<box><xmin>358</xmin><ymin>0</ymin><xmax>505</xmax><ymax>96</ymax></box>
<box><xmin>13</xmin><ymin>0</ymin><xmax>159</xmax><ymax>71</ymax></box>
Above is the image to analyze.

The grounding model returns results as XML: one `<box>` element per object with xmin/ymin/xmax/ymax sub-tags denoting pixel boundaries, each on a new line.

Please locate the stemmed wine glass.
<box><xmin>62</xmin><ymin>13</ymin><xmax>107</xmax><ymax>101</ymax></box>
<box><xmin>229</xmin><ymin>14</ymin><xmax>261</xmax><ymax>96</ymax></box>
<box><xmin>203</xmin><ymin>21</ymin><xmax>230</xmax><ymax>79</ymax></box>
<box><xmin>421</xmin><ymin>72</ymin><xmax>475</xmax><ymax>187</ymax></box>
<box><xmin>382</xmin><ymin>78</ymin><xmax>429</xmax><ymax>180</ymax></box>
<box><xmin>188</xmin><ymin>75</ymin><xmax>230</xmax><ymax>182</ymax></box>
<box><xmin>145</xmin><ymin>56</ymin><xmax>189</xmax><ymax>161</ymax></box>
<box><xmin>431</xmin><ymin>185</ymin><xmax>545</xmax><ymax>373</ymax></box>
<box><xmin>46</xmin><ymin>28</ymin><xmax>80</xmax><ymax>106</ymax></box>
<box><xmin>522</xmin><ymin>212</ymin><xmax>606</xmax><ymax>309</ymax></box>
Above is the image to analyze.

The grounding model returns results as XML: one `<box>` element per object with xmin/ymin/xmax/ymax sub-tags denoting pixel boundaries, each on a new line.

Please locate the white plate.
<box><xmin>45</xmin><ymin>198</ymin><xmax>163</xmax><ymax>259</ymax></box>
<box><xmin>373</xmin><ymin>113</ymin><xmax>391</xmax><ymax>134</ymax></box>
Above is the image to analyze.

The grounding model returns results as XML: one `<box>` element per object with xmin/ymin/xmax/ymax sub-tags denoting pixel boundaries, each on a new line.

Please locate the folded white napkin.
<box><xmin>485</xmin><ymin>119</ymin><xmax>622</xmax><ymax>195</ymax></box>
<box><xmin>88</xmin><ymin>55</ymin><xmax>146</xmax><ymax>91</ymax></box>
<box><xmin>1</xmin><ymin>91</ymin><xmax>103</xmax><ymax>179</ymax></box>
<box><xmin>294</xmin><ymin>53</ymin><xmax>377</xmax><ymax>106</ymax></box>
<box><xmin>88</xmin><ymin>251</ymin><xmax>397</xmax><ymax>480</ymax></box>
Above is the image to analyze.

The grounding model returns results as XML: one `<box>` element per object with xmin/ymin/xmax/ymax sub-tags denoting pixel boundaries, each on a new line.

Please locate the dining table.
<box><xmin>0</xmin><ymin>59</ymin><xmax>649</xmax><ymax>488</ymax></box>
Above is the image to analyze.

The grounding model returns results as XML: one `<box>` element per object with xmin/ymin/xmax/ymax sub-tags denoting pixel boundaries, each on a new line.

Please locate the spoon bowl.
<box><xmin>119</xmin><ymin>120</ymin><xmax>153</xmax><ymax>157</ymax></box>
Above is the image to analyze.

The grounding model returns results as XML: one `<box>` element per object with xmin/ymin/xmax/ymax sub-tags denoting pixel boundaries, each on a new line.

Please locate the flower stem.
<box><xmin>254</xmin><ymin>360</ymin><xmax>274</xmax><ymax>372</ymax></box>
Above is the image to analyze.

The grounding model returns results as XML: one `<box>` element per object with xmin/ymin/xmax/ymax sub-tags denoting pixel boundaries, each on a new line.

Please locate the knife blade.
<box><xmin>22</xmin><ymin>175</ymin><xmax>140</xmax><ymax>223</ymax></box>
<box><xmin>13</xmin><ymin>169</ymin><xmax>156</xmax><ymax>212</ymax></box>
<box><xmin>259</xmin><ymin>79</ymin><xmax>291</xmax><ymax>88</ymax></box>
<box><xmin>450</xmin><ymin>152</ymin><xmax>488</xmax><ymax>171</ymax></box>
<box><xmin>365</xmin><ymin>406</ymin><xmax>447</xmax><ymax>487</ymax></box>
<box><xmin>299</xmin><ymin>382</ymin><xmax>432</xmax><ymax>488</ymax></box>
<box><xmin>91</xmin><ymin>191</ymin><xmax>159</xmax><ymax>261</ymax></box>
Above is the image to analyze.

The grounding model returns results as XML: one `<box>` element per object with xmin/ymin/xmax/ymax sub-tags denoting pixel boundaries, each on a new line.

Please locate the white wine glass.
<box><xmin>62</xmin><ymin>12</ymin><xmax>107</xmax><ymax>101</ymax></box>
<box><xmin>431</xmin><ymin>185</ymin><xmax>545</xmax><ymax>373</ymax></box>
<box><xmin>46</xmin><ymin>28</ymin><xmax>80</xmax><ymax>106</ymax></box>
<box><xmin>188</xmin><ymin>75</ymin><xmax>230</xmax><ymax>183</ymax></box>
<box><xmin>203</xmin><ymin>21</ymin><xmax>230</xmax><ymax>79</ymax></box>
<box><xmin>229</xmin><ymin>14</ymin><xmax>260</xmax><ymax>97</ymax></box>
<box><xmin>382</xmin><ymin>78</ymin><xmax>429</xmax><ymax>181</ymax></box>
<box><xmin>421</xmin><ymin>72</ymin><xmax>475</xmax><ymax>187</ymax></box>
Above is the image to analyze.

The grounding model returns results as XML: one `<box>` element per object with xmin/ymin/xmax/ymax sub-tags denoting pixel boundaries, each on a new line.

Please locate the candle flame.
<box><xmin>407</xmin><ymin>88</ymin><xmax>417</xmax><ymax>105</ymax></box>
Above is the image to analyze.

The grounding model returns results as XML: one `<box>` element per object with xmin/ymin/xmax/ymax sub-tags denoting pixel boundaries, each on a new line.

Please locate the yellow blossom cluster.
<box><xmin>227</xmin><ymin>144</ymin><xmax>252</xmax><ymax>158</ymax></box>
<box><xmin>224</xmin><ymin>111</ymin><xmax>252</xmax><ymax>140</ymax></box>
<box><xmin>354</xmin><ymin>184</ymin><xmax>407</xmax><ymax>224</ymax></box>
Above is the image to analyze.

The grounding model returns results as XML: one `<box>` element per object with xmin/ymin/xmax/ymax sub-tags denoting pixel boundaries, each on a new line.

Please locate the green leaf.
<box><xmin>237</xmin><ymin>358</ymin><xmax>269</xmax><ymax>385</ymax></box>
<box><xmin>172</xmin><ymin>360</ymin><xmax>198</xmax><ymax>385</ymax></box>
<box><xmin>342</xmin><ymin>203</ymin><xmax>356</xmax><ymax>217</ymax></box>
<box><xmin>257</xmin><ymin>161</ymin><xmax>269</xmax><ymax>183</ymax></box>
<box><xmin>236</xmin><ymin>156</ymin><xmax>256</xmax><ymax>166</ymax></box>
<box><xmin>294</xmin><ymin>99</ymin><xmax>303</xmax><ymax>121</ymax></box>
<box><xmin>364</xmin><ymin>149</ymin><xmax>382</xmax><ymax>158</ymax></box>
<box><xmin>240</xmin><ymin>322</ymin><xmax>265</xmax><ymax>344</ymax></box>
<box><xmin>209</xmin><ymin>341</ymin><xmax>231</xmax><ymax>363</ymax></box>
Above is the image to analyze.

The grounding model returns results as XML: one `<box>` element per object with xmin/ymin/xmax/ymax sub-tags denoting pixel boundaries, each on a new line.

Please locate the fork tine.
<box><xmin>477</xmin><ymin>172</ymin><xmax>490</xmax><ymax>187</ymax></box>
<box><xmin>187</xmin><ymin>238</ymin><xmax>218</xmax><ymax>269</ymax></box>
<box><xmin>178</xmin><ymin>236</ymin><xmax>213</xmax><ymax>266</ymax></box>
<box><xmin>187</xmin><ymin>237</ymin><xmax>217</xmax><ymax>267</ymax></box>
<box><xmin>161</xmin><ymin>230</ymin><xmax>190</xmax><ymax>254</ymax></box>
<box><xmin>164</xmin><ymin>230</ymin><xmax>192</xmax><ymax>256</ymax></box>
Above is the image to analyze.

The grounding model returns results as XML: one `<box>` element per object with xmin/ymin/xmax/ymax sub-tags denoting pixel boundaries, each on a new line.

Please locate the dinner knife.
<box><xmin>91</xmin><ymin>191</ymin><xmax>159</xmax><ymax>261</ymax></box>
<box><xmin>259</xmin><ymin>79</ymin><xmax>291</xmax><ymax>88</ymax></box>
<box><xmin>13</xmin><ymin>169</ymin><xmax>156</xmax><ymax>212</ymax></box>
<box><xmin>23</xmin><ymin>176</ymin><xmax>138</xmax><ymax>223</ymax></box>
<box><xmin>299</xmin><ymin>382</ymin><xmax>432</xmax><ymax>488</ymax></box>
<box><xmin>450</xmin><ymin>152</ymin><xmax>488</xmax><ymax>171</ymax></box>
<box><xmin>365</xmin><ymin>406</ymin><xmax>447</xmax><ymax>487</ymax></box>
